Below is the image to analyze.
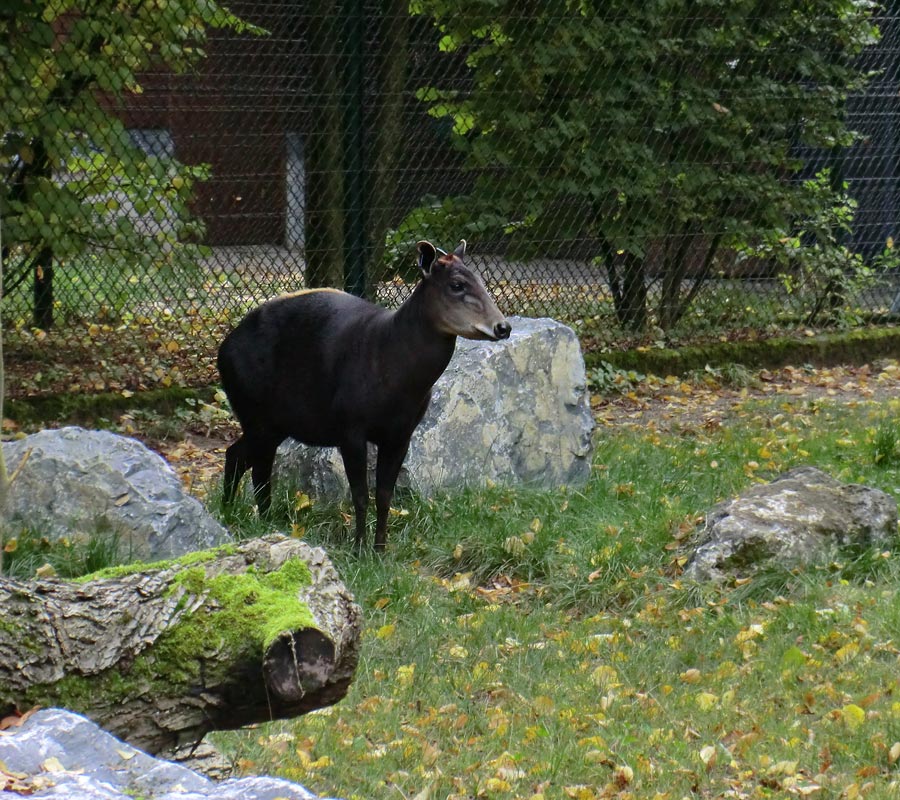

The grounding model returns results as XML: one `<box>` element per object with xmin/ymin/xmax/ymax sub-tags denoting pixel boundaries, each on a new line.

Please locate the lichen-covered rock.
<box><xmin>0</xmin><ymin>708</ymin><xmax>336</xmax><ymax>800</ymax></box>
<box><xmin>684</xmin><ymin>466</ymin><xmax>898</xmax><ymax>583</ymax></box>
<box><xmin>275</xmin><ymin>316</ymin><xmax>594</xmax><ymax>499</ymax></box>
<box><xmin>1</xmin><ymin>427</ymin><xmax>230</xmax><ymax>560</ymax></box>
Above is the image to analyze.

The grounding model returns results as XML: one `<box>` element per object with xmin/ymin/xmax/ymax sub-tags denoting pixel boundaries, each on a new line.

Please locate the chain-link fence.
<box><xmin>2</xmin><ymin>1</ymin><xmax>899</xmax><ymax>398</ymax></box>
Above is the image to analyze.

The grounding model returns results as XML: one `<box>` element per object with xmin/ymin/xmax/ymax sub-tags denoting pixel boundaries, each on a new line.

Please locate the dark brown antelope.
<box><xmin>217</xmin><ymin>239</ymin><xmax>511</xmax><ymax>551</ymax></box>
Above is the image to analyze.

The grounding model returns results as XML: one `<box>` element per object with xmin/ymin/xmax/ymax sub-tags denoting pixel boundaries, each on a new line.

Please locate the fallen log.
<box><xmin>0</xmin><ymin>534</ymin><xmax>362</xmax><ymax>755</ymax></box>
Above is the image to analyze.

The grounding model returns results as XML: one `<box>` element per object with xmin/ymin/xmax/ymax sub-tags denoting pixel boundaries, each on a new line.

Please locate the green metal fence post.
<box><xmin>343</xmin><ymin>0</ymin><xmax>368</xmax><ymax>298</ymax></box>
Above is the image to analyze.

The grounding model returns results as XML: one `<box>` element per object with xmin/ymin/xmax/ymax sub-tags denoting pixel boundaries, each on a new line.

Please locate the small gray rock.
<box><xmin>275</xmin><ymin>316</ymin><xmax>594</xmax><ymax>500</ymax></box>
<box><xmin>0</xmin><ymin>708</ymin><xmax>333</xmax><ymax>800</ymax></box>
<box><xmin>685</xmin><ymin>466</ymin><xmax>898</xmax><ymax>582</ymax></box>
<box><xmin>1</xmin><ymin>428</ymin><xmax>231</xmax><ymax>560</ymax></box>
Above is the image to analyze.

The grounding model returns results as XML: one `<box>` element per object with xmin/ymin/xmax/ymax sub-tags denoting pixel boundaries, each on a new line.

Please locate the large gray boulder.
<box><xmin>685</xmin><ymin>466</ymin><xmax>898</xmax><ymax>582</ymax></box>
<box><xmin>0</xmin><ymin>708</ymin><xmax>335</xmax><ymax>800</ymax></box>
<box><xmin>1</xmin><ymin>427</ymin><xmax>231</xmax><ymax>560</ymax></box>
<box><xmin>274</xmin><ymin>316</ymin><xmax>594</xmax><ymax>500</ymax></box>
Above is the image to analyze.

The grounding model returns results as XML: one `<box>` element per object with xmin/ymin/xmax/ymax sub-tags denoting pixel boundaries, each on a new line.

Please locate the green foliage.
<box><xmin>380</xmin><ymin>195</ymin><xmax>487</xmax><ymax>282</ymax></box>
<box><xmin>0</xmin><ymin>1</ymin><xmax>260</xmax><ymax>324</ymax></box>
<box><xmin>737</xmin><ymin>171</ymin><xmax>882</xmax><ymax>327</ymax></box>
<box><xmin>410</xmin><ymin>0</ymin><xmax>879</xmax><ymax>332</ymax></box>
<box><xmin>587</xmin><ymin>361</ymin><xmax>646</xmax><ymax>395</ymax></box>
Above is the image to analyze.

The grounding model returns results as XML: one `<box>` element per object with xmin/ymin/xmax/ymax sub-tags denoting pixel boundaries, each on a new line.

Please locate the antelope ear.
<box><xmin>417</xmin><ymin>241</ymin><xmax>437</xmax><ymax>276</ymax></box>
<box><xmin>453</xmin><ymin>239</ymin><xmax>467</xmax><ymax>259</ymax></box>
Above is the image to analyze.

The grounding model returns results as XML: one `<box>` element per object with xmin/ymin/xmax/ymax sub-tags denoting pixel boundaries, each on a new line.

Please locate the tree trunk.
<box><xmin>0</xmin><ymin>534</ymin><xmax>362</xmax><ymax>755</ymax></box>
<box><xmin>658</xmin><ymin>223</ymin><xmax>693</xmax><ymax>331</ymax></box>
<box><xmin>617</xmin><ymin>251</ymin><xmax>648</xmax><ymax>331</ymax></box>
<box><xmin>669</xmin><ymin>232</ymin><xmax>723</xmax><ymax>330</ymax></box>
<box><xmin>7</xmin><ymin>137</ymin><xmax>55</xmax><ymax>329</ymax></box>
<box><xmin>32</xmin><ymin>250</ymin><xmax>54</xmax><ymax>330</ymax></box>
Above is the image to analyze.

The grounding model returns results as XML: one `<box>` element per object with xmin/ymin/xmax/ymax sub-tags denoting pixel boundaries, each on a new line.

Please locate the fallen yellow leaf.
<box><xmin>889</xmin><ymin>742</ymin><xmax>900</xmax><ymax>764</ymax></box>
<box><xmin>375</xmin><ymin>624</ymin><xmax>395</xmax><ymax>640</ymax></box>
<box><xmin>834</xmin><ymin>642</ymin><xmax>859</xmax><ymax>665</ymax></box>
<box><xmin>590</xmin><ymin>665</ymin><xmax>618</xmax><ymax>689</ymax></box>
<box><xmin>396</xmin><ymin>663</ymin><xmax>416</xmax><ymax>687</ymax></box>
<box><xmin>841</xmin><ymin>704</ymin><xmax>866</xmax><ymax>729</ymax></box>
<box><xmin>699</xmin><ymin>744</ymin><xmax>717</xmax><ymax>771</ymax></box>
<box><xmin>40</xmin><ymin>757</ymin><xmax>66</xmax><ymax>773</ymax></box>
<box><xmin>680</xmin><ymin>668</ymin><xmax>702</xmax><ymax>684</ymax></box>
<box><xmin>294</xmin><ymin>492</ymin><xmax>313</xmax><ymax>511</ymax></box>
<box><xmin>34</xmin><ymin>563</ymin><xmax>56</xmax><ymax>579</ymax></box>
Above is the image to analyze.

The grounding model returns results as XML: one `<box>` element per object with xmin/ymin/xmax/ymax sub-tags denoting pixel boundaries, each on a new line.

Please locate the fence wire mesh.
<box><xmin>1</xmin><ymin>1</ymin><xmax>899</xmax><ymax>398</ymax></box>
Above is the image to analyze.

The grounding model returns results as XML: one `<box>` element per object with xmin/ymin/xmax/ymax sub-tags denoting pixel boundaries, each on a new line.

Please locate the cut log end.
<box><xmin>264</xmin><ymin>627</ymin><xmax>336</xmax><ymax>703</ymax></box>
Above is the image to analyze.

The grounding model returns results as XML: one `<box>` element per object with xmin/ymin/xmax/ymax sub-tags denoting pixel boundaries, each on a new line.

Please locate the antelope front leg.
<box><xmin>340</xmin><ymin>439</ymin><xmax>370</xmax><ymax>550</ymax></box>
<box><xmin>374</xmin><ymin>441</ymin><xmax>410</xmax><ymax>552</ymax></box>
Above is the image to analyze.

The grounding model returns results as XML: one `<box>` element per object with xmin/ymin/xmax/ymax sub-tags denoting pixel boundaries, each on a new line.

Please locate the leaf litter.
<box><xmin>592</xmin><ymin>360</ymin><xmax>900</xmax><ymax>436</ymax></box>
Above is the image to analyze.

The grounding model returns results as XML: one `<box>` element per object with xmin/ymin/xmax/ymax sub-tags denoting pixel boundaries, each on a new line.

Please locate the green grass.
<box><xmin>1</xmin><ymin>524</ymin><xmax>129</xmax><ymax>579</ymax></box>
<box><xmin>5</xmin><ymin>386</ymin><xmax>899</xmax><ymax>796</ymax></box>
<box><xmin>207</xmin><ymin>396</ymin><xmax>900</xmax><ymax>800</ymax></box>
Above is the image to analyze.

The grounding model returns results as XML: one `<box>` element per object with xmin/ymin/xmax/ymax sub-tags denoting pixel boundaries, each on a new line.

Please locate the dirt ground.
<box><xmin>601</xmin><ymin>360</ymin><xmax>900</xmax><ymax>427</ymax></box>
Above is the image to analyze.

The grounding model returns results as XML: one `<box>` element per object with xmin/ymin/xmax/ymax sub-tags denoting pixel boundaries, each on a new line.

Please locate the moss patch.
<box><xmin>168</xmin><ymin>556</ymin><xmax>314</xmax><ymax>652</ymax></box>
<box><xmin>587</xmin><ymin>325</ymin><xmax>900</xmax><ymax>376</ymax></box>
<box><xmin>76</xmin><ymin>543</ymin><xmax>237</xmax><ymax>583</ymax></box>
<box><xmin>35</xmin><ymin>669</ymin><xmax>143</xmax><ymax>711</ymax></box>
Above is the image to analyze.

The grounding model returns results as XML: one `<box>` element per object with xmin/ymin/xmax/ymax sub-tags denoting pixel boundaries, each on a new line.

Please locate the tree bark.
<box><xmin>32</xmin><ymin>250</ymin><xmax>54</xmax><ymax>330</ymax></box>
<box><xmin>607</xmin><ymin>249</ymin><xmax>648</xmax><ymax>332</ymax></box>
<box><xmin>0</xmin><ymin>534</ymin><xmax>361</xmax><ymax>755</ymax></box>
<box><xmin>658</xmin><ymin>223</ymin><xmax>693</xmax><ymax>332</ymax></box>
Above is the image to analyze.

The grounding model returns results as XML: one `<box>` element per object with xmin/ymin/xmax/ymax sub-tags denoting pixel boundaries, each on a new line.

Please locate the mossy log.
<box><xmin>0</xmin><ymin>534</ymin><xmax>362</xmax><ymax>755</ymax></box>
